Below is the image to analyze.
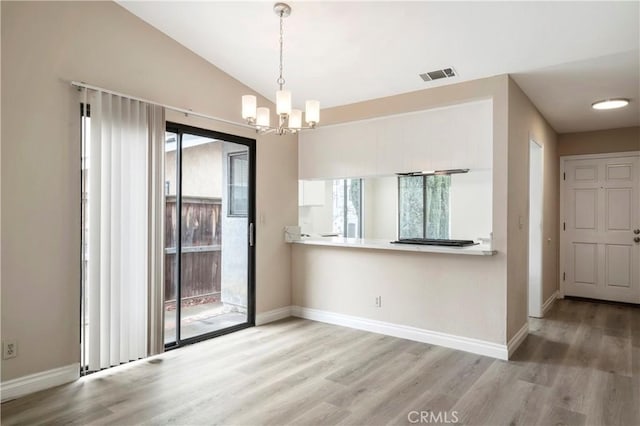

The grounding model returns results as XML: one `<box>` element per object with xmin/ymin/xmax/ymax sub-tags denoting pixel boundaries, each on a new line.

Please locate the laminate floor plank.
<box><xmin>449</xmin><ymin>360</ymin><xmax>526</xmax><ymax>425</ymax></box>
<box><xmin>324</xmin><ymin>336</ymin><xmax>414</xmax><ymax>386</ymax></box>
<box><xmin>144</xmin><ymin>331</ymin><xmax>375</xmax><ymax>425</ymax></box>
<box><xmin>225</xmin><ymin>375</ymin><xmax>345</xmax><ymax>426</ymax></box>
<box><xmin>598</xmin><ymin>334</ymin><xmax>633</xmax><ymax>377</ymax></box>
<box><xmin>327</xmin><ymin>345</ymin><xmax>447</xmax><ymax>413</ymax></box>
<box><xmin>386</xmin><ymin>391</ymin><xmax>459</xmax><ymax>426</ymax></box>
<box><xmin>339</xmin><ymin>349</ymin><xmax>474</xmax><ymax>425</ymax></box>
<box><xmin>326</xmin><ymin>351</ymin><xmax>424</xmax><ymax>410</ymax></box>
<box><xmin>539</xmin><ymin>404</ymin><xmax>587</xmax><ymax>426</ymax></box>
<box><xmin>288</xmin><ymin>402</ymin><xmax>352</xmax><ymax>426</ymax></box>
<box><xmin>550</xmin><ymin>324</ymin><xmax>601</xmax><ymax>414</ymax></box>
<box><xmin>583</xmin><ymin>369</ymin><xmax>638</xmax><ymax>426</ymax></box>
<box><xmin>506</xmin><ymin>380</ymin><xmax>553</xmax><ymax>426</ymax></box>
<box><xmin>183</xmin><ymin>331</ymin><xmax>381</xmax><ymax>426</ymax></box>
<box><xmin>2</xmin><ymin>299</ymin><xmax>637</xmax><ymax>426</ymax></box>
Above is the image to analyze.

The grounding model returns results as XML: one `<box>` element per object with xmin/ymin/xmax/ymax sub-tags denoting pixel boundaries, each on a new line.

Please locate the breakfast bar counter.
<box><xmin>290</xmin><ymin>237</ymin><xmax>497</xmax><ymax>256</ymax></box>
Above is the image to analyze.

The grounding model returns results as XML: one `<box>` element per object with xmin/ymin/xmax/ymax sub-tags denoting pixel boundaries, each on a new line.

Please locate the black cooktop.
<box><xmin>391</xmin><ymin>238</ymin><xmax>477</xmax><ymax>247</ymax></box>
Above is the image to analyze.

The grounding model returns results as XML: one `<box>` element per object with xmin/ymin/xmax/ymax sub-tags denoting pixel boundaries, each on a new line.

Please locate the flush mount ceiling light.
<box><xmin>591</xmin><ymin>98</ymin><xmax>630</xmax><ymax>110</ymax></box>
<box><xmin>241</xmin><ymin>3</ymin><xmax>319</xmax><ymax>135</ymax></box>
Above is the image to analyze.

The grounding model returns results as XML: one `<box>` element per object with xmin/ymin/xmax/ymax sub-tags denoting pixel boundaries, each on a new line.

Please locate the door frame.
<box><xmin>165</xmin><ymin>122</ymin><xmax>256</xmax><ymax>349</ymax></box>
<box><xmin>528</xmin><ymin>139</ymin><xmax>544</xmax><ymax>318</ymax></box>
<box><xmin>559</xmin><ymin>150</ymin><xmax>640</xmax><ymax>299</ymax></box>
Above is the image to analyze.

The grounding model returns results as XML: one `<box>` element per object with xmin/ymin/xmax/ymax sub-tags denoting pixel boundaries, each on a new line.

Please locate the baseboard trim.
<box><xmin>291</xmin><ymin>305</ymin><xmax>509</xmax><ymax>360</ymax></box>
<box><xmin>507</xmin><ymin>322</ymin><xmax>529</xmax><ymax>358</ymax></box>
<box><xmin>1</xmin><ymin>363</ymin><xmax>79</xmax><ymax>402</ymax></box>
<box><xmin>255</xmin><ymin>306</ymin><xmax>292</xmax><ymax>326</ymax></box>
<box><xmin>542</xmin><ymin>291</ymin><xmax>559</xmax><ymax>316</ymax></box>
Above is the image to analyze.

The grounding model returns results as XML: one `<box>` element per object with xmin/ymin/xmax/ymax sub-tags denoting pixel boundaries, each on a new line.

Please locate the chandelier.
<box><xmin>241</xmin><ymin>3</ymin><xmax>320</xmax><ymax>135</ymax></box>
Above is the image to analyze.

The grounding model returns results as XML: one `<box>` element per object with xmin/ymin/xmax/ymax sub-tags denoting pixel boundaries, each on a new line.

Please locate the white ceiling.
<box><xmin>119</xmin><ymin>1</ymin><xmax>640</xmax><ymax>133</ymax></box>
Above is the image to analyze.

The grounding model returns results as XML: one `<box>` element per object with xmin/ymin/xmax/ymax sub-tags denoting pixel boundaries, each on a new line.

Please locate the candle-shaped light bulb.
<box><xmin>305</xmin><ymin>100</ymin><xmax>320</xmax><ymax>125</ymax></box>
<box><xmin>289</xmin><ymin>109</ymin><xmax>302</xmax><ymax>129</ymax></box>
<box><xmin>256</xmin><ymin>107</ymin><xmax>270</xmax><ymax>127</ymax></box>
<box><xmin>242</xmin><ymin>95</ymin><xmax>257</xmax><ymax>120</ymax></box>
<box><xmin>276</xmin><ymin>90</ymin><xmax>292</xmax><ymax>115</ymax></box>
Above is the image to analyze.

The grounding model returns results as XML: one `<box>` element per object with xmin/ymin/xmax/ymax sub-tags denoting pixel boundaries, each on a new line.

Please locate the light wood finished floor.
<box><xmin>2</xmin><ymin>299</ymin><xmax>638</xmax><ymax>425</ymax></box>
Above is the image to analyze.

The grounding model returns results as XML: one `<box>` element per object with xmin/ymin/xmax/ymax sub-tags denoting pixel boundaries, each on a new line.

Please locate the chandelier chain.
<box><xmin>277</xmin><ymin>11</ymin><xmax>285</xmax><ymax>89</ymax></box>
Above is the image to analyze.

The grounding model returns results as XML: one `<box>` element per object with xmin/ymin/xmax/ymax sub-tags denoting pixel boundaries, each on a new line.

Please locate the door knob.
<box><xmin>635</xmin><ymin>237</ymin><xmax>640</xmax><ymax>243</ymax></box>
<box><xmin>634</xmin><ymin>229</ymin><xmax>640</xmax><ymax>234</ymax></box>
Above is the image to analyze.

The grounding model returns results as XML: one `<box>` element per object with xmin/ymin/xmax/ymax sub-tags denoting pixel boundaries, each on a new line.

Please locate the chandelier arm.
<box><xmin>257</xmin><ymin>127</ymin><xmax>277</xmax><ymax>136</ymax></box>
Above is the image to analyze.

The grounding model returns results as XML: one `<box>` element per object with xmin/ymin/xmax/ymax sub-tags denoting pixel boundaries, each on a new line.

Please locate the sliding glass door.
<box><xmin>164</xmin><ymin>123</ymin><xmax>255</xmax><ymax>348</ymax></box>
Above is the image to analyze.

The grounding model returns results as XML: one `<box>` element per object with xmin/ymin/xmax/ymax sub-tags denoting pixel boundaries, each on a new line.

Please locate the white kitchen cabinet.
<box><xmin>299</xmin><ymin>99</ymin><xmax>493</xmax><ymax>180</ymax></box>
<box><xmin>298</xmin><ymin>180</ymin><xmax>326</xmax><ymax>206</ymax></box>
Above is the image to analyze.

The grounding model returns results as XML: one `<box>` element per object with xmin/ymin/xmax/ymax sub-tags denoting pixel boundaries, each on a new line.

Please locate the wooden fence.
<box><xmin>164</xmin><ymin>196</ymin><xmax>222</xmax><ymax>302</ymax></box>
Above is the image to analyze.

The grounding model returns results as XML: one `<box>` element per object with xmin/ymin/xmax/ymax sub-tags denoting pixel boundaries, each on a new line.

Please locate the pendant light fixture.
<box><xmin>241</xmin><ymin>3</ymin><xmax>320</xmax><ymax>135</ymax></box>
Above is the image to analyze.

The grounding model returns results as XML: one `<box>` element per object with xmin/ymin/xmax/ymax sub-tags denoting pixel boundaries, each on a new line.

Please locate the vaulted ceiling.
<box><xmin>119</xmin><ymin>1</ymin><xmax>639</xmax><ymax>133</ymax></box>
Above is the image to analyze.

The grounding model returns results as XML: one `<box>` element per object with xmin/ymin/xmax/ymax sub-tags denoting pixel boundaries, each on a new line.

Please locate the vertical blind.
<box><xmin>81</xmin><ymin>89</ymin><xmax>165</xmax><ymax>373</ymax></box>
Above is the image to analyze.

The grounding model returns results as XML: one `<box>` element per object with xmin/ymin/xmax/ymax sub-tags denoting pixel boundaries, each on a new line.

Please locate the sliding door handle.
<box><xmin>249</xmin><ymin>223</ymin><xmax>255</xmax><ymax>247</ymax></box>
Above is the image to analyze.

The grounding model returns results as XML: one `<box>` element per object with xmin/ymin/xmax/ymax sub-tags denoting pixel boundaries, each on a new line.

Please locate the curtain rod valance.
<box><xmin>71</xmin><ymin>81</ymin><xmax>255</xmax><ymax>130</ymax></box>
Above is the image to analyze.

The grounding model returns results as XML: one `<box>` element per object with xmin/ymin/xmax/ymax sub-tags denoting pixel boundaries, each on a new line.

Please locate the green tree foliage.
<box><xmin>348</xmin><ymin>179</ymin><xmax>361</xmax><ymax>220</ymax></box>
<box><xmin>399</xmin><ymin>176</ymin><xmax>424</xmax><ymax>239</ymax></box>
<box><xmin>398</xmin><ymin>175</ymin><xmax>450</xmax><ymax>239</ymax></box>
<box><xmin>425</xmin><ymin>175</ymin><xmax>450</xmax><ymax>239</ymax></box>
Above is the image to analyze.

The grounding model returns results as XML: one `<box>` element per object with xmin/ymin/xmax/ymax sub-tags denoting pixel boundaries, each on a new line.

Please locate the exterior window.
<box><xmin>228</xmin><ymin>152</ymin><xmax>248</xmax><ymax>217</ymax></box>
<box><xmin>398</xmin><ymin>175</ymin><xmax>451</xmax><ymax>239</ymax></box>
<box><xmin>332</xmin><ymin>179</ymin><xmax>363</xmax><ymax>238</ymax></box>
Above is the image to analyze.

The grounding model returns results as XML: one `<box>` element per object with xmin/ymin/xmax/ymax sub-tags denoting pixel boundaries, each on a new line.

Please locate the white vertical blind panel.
<box><xmin>108</xmin><ymin>94</ymin><xmax>120</xmax><ymax>369</ymax></box>
<box><xmin>103</xmin><ymin>91</ymin><xmax>112</xmax><ymax>371</ymax></box>
<box><xmin>85</xmin><ymin>91</ymin><xmax>151</xmax><ymax>372</ymax></box>
<box><xmin>88</xmin><ymin>91</ymin><xmax>102</xmax><ymax>372</ymax></box>
<box><xmin>147</xmin><ymin>105</ymin><xmax>166</xmax><ymax>356</ymax></box>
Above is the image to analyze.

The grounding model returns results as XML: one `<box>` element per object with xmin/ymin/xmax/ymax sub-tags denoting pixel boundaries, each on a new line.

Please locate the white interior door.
<box><xmin>562</xmin><ymin>153</ymin><xmax>640</xmax><ymax>304</ymax></box>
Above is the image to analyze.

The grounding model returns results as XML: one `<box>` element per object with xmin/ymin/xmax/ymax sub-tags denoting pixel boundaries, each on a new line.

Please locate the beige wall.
<box><xmin>1</xmin><ymin>1</ymin><xmax>296</xmax><ymax>381</ymax></box>
<box><xmin>506</xmin><ymin>78</ymin><xmax>559</xmax><ymax>340</ymax></box>
<box><xmin>165</xmin><ymin>143</ymin><xmax>223</xmax><ymax>199</ymax></box>
<box><xmin>292</xmin><ymin>75</ymin><xmax>511</xmax><ymax>345</ymax></box>
<box><xmin>558</xmin><ymin>126</ymin><xmax>639</xmax><ymax>157</ymax></box>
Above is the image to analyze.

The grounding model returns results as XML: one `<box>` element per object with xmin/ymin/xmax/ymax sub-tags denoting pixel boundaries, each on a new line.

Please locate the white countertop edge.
<box><xmin>289</xmin><ymin>237</ymin><xmax>497</xmax><ymax>256</ymax></box>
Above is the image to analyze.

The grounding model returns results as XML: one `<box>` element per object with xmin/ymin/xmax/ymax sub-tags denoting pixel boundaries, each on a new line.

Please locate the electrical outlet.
<box><xmin>3</xmin><ymin>340</ymin><xmax>17</xmax><ymax>359</ymax></box>
<box><xmin>375</xmin><ymin>296</ymin><xmax>382</xmax><ymax>308</ymax></box>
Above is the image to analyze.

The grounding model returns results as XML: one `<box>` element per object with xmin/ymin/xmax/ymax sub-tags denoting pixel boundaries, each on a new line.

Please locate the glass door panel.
<box><xmin>164</xmin><ymin>124</ymin><xmax>254</xmax><ymax>348</ymax></box>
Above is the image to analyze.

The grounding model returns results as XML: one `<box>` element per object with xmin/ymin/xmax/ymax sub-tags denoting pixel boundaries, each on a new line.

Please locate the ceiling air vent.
<box><xmin>419</xmin><ymin>67</ymin><xmax>457</xmax><ymax>82</ymax></box>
